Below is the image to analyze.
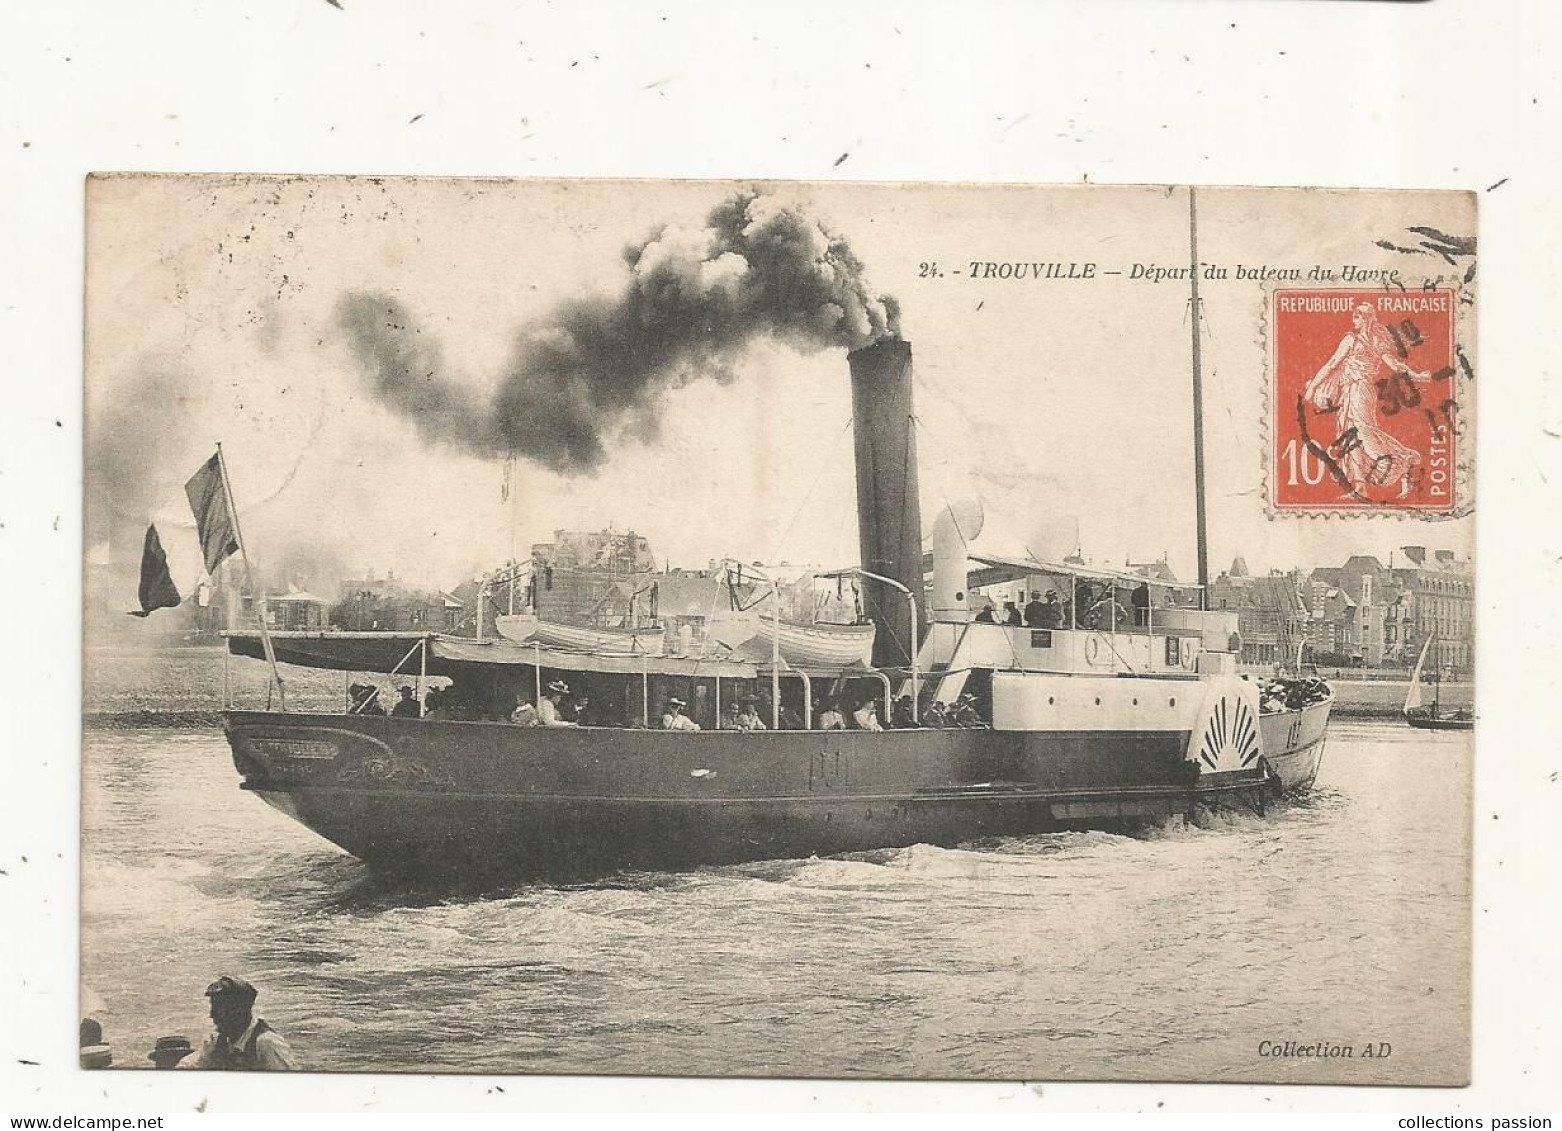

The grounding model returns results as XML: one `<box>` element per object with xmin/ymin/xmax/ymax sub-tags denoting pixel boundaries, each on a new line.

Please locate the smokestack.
<box><xmin>849</xmin><ymin>339</ymin><xmax>926</xmax><ymax>668</ymax></box>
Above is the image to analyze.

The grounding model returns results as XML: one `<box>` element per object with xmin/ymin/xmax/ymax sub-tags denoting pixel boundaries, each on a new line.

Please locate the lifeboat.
<box><xmin>533</xmin><ymin>619</ymin><xmax>666</xmax><ymax>655</ymax></box>
<box><xmin>493</xmin><ymin>613</ymin><xmax>538</xmax><ymax>643</ymax></box>
<box><xmin>753</xmin><ymin>613</ymin><xmax>875</xmax><ymax>669</ymax></box>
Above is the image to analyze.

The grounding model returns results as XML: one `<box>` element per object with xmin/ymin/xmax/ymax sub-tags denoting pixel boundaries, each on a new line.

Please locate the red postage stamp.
<box><xmin>1270</xmin><ymin>288</ymin><xmax>1462</xmax><ymax>513</ymax></box>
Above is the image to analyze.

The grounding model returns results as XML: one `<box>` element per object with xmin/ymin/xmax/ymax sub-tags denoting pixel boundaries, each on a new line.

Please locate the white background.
<box><xmin>2</xmin><ymin>0</ymin><xmax>1558</xmax><ymax>1116</ymax></box>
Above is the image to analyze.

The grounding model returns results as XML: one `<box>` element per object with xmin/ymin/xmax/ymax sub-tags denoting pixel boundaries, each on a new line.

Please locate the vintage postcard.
<box><xmin>81</xmin><ymin>176</ymin><xmax>1475</xmax><ymax>1084</ymax></box>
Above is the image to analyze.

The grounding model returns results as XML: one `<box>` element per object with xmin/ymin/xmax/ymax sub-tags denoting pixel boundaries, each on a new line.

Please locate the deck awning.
<box><xmin>224</xmin><ymin>630</ymin><xmax>798</xmax><ymax>678</ymax></box>
<box><xmin>226</xmin><ymin>631</ymin><xmax>428</xmax><ymax>672</ymax></box>
<box><xmin>431</xmin><ymin>637</ymin><xmax>761</xmax><ymax>677</ymax></box>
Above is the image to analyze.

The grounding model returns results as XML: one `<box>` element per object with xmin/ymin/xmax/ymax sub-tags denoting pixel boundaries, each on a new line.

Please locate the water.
<box><xmin>80</xmin><ymin>719</ymin><xmax>1470</xmax><ymax>1083</ymax></box>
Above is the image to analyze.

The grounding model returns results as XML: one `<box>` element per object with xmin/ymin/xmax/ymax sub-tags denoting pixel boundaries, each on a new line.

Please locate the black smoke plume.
<box><xmin>336</xmin><ymin>192</ymin><xmax>900</xmax><ymax>473</ymax></box>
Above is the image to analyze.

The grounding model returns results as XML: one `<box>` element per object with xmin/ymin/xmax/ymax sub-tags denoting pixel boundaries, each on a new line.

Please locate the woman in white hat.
<box><xmin>660</xmin><ymin>696</ymin><xmax>701</xmax><ymax>732</ymax></box>
<box><xmin>539</xmin><ymin>681</ymin><xmax>578</xmax><ymax>727</ymax></box>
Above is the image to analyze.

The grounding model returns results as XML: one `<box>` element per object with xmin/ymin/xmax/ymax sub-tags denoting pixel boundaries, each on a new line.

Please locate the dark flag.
<box><xmin>129</xmin><ymin>524</ymin><xmax>183</xmax><ymax>617</ymax></box>
<box><xmin>185</xmin><ymin>452</ymin><xmax>240</xmax><ymax>574</ymax></box>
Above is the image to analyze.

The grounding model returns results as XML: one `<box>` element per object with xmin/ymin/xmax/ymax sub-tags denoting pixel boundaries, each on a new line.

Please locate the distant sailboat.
<box><xmin>1404</xmin><ymin>634</ymin><xmax>1473</xmax><ymax>730</ymax></box>
<box><xmin>1403</xmin><ymin>635</ymin><xmax>1429</xmax><ymax>714</ymax></box>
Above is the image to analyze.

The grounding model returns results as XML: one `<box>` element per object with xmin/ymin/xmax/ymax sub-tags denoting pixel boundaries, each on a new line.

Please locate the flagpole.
<box><xmin>216</xmin><ymin>443</ymin><xmax>286</xmax><ymax>710</ymax></box>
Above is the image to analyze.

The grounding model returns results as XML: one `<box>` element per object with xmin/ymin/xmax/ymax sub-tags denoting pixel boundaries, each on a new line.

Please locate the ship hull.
<box><xmin>1257</xmin><ymin>696</ymin><xmax>1333</xmax><ymax>794</ymax></box>
<box><xmin>250</xmin><ymin>787</ymin><xmax>1145</xmax><ymax>878</ymax></box>
<box><xmin>1404</xmin><ymin>713</ymin><xmax>1474</xmax><ymax>731</ymax></box>
<box><xmin>221</xmin><ymin>705</ymin><xmax>1322</xmax><ymax>879</ymax></box>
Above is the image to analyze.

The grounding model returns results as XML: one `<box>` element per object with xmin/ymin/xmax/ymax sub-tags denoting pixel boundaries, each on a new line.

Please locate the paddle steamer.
<box><xmin>222</xmin><ymin>336</ymin><xmax>1333</xmax><ymax>878</ymax></box>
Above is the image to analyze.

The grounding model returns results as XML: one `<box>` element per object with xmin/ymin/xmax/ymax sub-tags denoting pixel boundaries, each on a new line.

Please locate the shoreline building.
<box><xmin>1208</xmin><ymin>557</ymin><xmax>1309</xmax><ymax>668</ymax></box>
<box><xmin>530</xmin><ymin>529</ymin><xmax>659</xmax><ymax>627</ymax></box>
<box><xmin>1305</xmin><ymin>554</ymin><xmax>1408</xmax><ymax>668</ymax></box>
<box><xmin>1391</xmin><ymin>546</ymin><xmax>1475</xmax><ymax>677</ymax></box>
<box><xmin>332</xmin><ymin>569</ymin><xmax>468</xmax><ymax>634</ymax></box>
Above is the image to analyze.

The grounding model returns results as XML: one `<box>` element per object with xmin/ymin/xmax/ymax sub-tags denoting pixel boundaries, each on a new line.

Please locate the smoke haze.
<box><xmin>336</xmin><ymin>192</ymin><xmax>900</xmax><ymax>473</ymax></box>
<box><xmin>84</xmin><ymin>355</ymin><xmax>202</xmax><ymax>561</ymax></box>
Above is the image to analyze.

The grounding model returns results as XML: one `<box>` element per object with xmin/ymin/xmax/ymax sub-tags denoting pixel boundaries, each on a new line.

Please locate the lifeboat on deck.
<box><xmin>753</xmin><ymin>613</ymin><xmax>875</xmax><ymax>669</ymax></box>
<box><xmin>533</xmin><ymin>619</ymin><xmax>665</xmax><ymax>655</ymax></box>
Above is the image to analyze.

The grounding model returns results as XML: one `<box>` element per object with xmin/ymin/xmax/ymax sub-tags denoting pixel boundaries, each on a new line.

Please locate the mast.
<box><xmin>1189</xmin><ymin>187</ymin><xmax>1210</xmax><ymax>609</ymax></box>
<box><xmin>1432</xmin><ymin>633</ymin><xmax>1443</xmax><ymax>713</ymax></box>
<box><xmin>505</xmin><ymin>449</ymin><xmax>518</xmax><ymax>615</ymax></box>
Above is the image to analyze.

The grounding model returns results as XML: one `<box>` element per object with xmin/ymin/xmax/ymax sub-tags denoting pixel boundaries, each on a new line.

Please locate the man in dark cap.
<box><xmin>192</xmin><ymin>975</ymin><xmax>299</xmax><ymax>1071</ymax></box>
<box><xmin>1023</xmin><ymin>591</ymin><xmax>1047</xmax><ymax>627</ymax></box>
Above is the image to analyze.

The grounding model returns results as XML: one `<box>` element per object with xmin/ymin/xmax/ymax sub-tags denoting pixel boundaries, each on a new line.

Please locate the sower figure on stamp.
<box><xmin>1304</xmin><ymin>303</ymin><xmax>1433</xmax><ymax>499</ymax></box>
<box><xmin>193</xmin><ymin>975</ymin><xmax>300</xmax><ymax>1071</ymax></box>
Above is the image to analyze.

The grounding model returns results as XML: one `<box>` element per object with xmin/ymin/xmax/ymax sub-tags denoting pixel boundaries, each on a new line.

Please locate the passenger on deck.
<box><xmin>852</xmin><ymin>698</ymin><xmax>884</xmax><ymax>732</ymax></box>
<box><xmin>923</xmin><ymin>700</ymin><xmax>950</xmax><ymax>728</ymax></box>
<box><xmin>349</xmin><ymin>684</ymin><xmax>384</xmax><ymax>716</ymax></box>
<box><xmin>973</xmin><ymin>604</ymin><xmax>996</xmax><ymax>624</ymax></box>
<box><xmin>661</xmin><ymin>697</ymin><xmax>701</xmax><ymax>732</ymax></box>
<box><xmin>1002</xmin><ymin>601</ymin><xmax>1023</xmax><ymax>627</ymax></box>
<box><xmin>567</xmin><ymin>693</ymin><xmax>591</xmax><ymax>725</ymax></box>
<box><xmin>539</xmin><ymin>681</ymin><xmax>578</xmax><ymax>727</ymax></box>
<box><xmin>1039</xmin><ymin>591</ymin><xmax>1064</xmax><ymax>628</ymax></box>
<box><xmin>1074</xmin><ymin>583</ymin><xmax>1095</xmax><ymax>628</ymax></box>
<box><xmin>390</xmin><ymin>686</ymin><xmax>422</xmax><ymax>719</ymax></box>
<box><xmin>817</xmin><ymin>700</ymin><xmax>846</xmax><ymax>730</ymax></box>
<box><xmin>778</xmin><ymin>702</ymin><xmax>804</xmax><ymax>730</ymax></box>
<box><xmin>891</xmin><ymin>694</ymin><xmax>915</xmax><ymax>728</ymax></box>
<box><xmin>1023</xmin><ymin>592</ymin><xmax>1046</xmax><ymax>626</ymax></box>
<box><xmin>509</xmin><ymin>694</ymin><xmax>539</xmax><ymax>726</ymax></box>
<box><xmin>951</xmin><ymin>693</ymin><xmax>986</xmax><ymax>728</ymax></box>
<box><xmin>736</xmin><ymin>699</ymin><xmax>767</xmax><ymax>731</ymax></box>
<box><xmin>720</xmin><ymin>700</ymin><xmax>745</xmax><ymax>730</ymax></box>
